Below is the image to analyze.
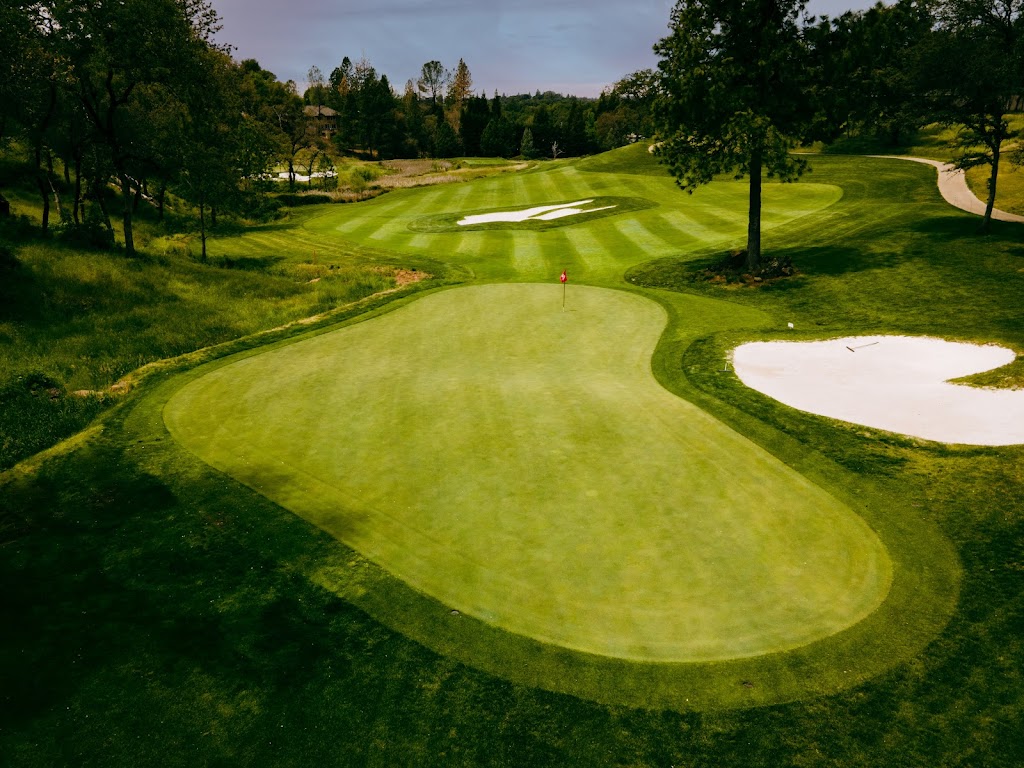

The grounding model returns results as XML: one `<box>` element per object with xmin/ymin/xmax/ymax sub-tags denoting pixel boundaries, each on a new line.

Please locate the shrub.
<box><xmin>0</xmin><ymin>242</ymin><xmax>19</xmax><ymax>269</ymax></box>
<box><xmin>236</xmin><ymin>192</ymin><xmax>283</xmax><ymax>222</ymax></box>
<box><xmin>274</xmin><ymin>193</ymin><xmax>333</xmax><ymax>207</ymax></box>
<box><xmin>0</xmin><ymin>371</ymin><xmax>108</xmax><ymax>471</ymax></box>
<box><xmin>54</xmin><ymin>218</ymin><xmax>115</xmax><ymax>250</ymax></box>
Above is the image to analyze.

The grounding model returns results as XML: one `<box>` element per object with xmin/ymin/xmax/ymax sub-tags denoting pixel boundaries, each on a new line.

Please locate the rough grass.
<box><xmin>0</xmin><ymin>192</ymin><xmax>447</xmax><ymax>470</ymax></box>
<box><xmin>2</xmin><ymin>146</ymin><xmax>1024</xmax><ymax>766</ymax></box>
<box><xmin>821</xmin><ymin>116</ymin><xmax>1024</xmax><ymax>215</ymax></box>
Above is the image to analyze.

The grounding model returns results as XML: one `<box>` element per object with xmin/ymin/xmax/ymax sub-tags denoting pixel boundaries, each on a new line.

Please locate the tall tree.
<box><xmin>446</xmin><ymin>58</ymin><xmax>473</xmax><ymax>133</ymax></box>
<box><xmin>459</xmin><ymin>94</ymin><xmax>490</xmax><ymax>155</ymax></box>
<box><xmin>417</xmin><ymin>60</ymin><xmax>448</xmax><ymax>112</ymax></box>
<box><xmin>12</xmin><ymin>4</ymin><xmax>68</xmax><ymax>230</ymax></box>
<box><xmin>399</xmin><ymin>79</ymin><xmax>428</xmax><ymax>156</ymax></box>
<box><xmin>305</xmin><ymin>64</ymin><xmax>328</xmax><ymax>107</ymax></box>
<box><xmin>804</xmin><ymin>2</ymin><xmax>933</xmax><ymax>146</ymax></box>
<box><xmin>653</xmin><ymin>0</ymin><xmax>813</xmax><ymax>269</ymax></box>
<box><xmin>519</xmin><ymin>126</ymin><xmax>538</xmax><ymax>159</ymax></box>
<box><xmin>175</xmin><ymin>49</ymin><xmax>240</xmax><ymax>260</ymax></box>
<box><xmin>56</xmin><ymin>0</ymin><xmax>222</xmax><ymax>256</ymax></box>
<box><xmin>924</xmin><ymin>0</ymin><xmax>1023</xmax><ymax>231</ymax></box>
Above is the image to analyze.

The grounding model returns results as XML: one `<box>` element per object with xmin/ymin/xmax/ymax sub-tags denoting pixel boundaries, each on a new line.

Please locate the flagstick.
<box><xmin>562</xmin><ymin>280</ymin><xmax>566</xmax><ymax>311</ymax></box>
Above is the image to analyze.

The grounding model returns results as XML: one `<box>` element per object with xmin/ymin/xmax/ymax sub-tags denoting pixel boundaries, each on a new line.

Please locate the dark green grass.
<box><xmin>0</xmin><ymin>202</ymin><xmax>450</xmax><ymax>470</ymax></box>
<box><xmin>2</xmin><ymin>148</ymin><xmax>1024</xmax><ymax>765</ymax></box>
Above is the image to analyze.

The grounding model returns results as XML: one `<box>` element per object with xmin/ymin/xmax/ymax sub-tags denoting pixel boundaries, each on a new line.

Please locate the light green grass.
<box><xmin>164</xmin><ymin>283</ymin><xmax>890</xmax><ymax>663</ymax></box>
<box><xmin>303</xmin><ymin>155</ymin><xmax>842</xmax><ymax>284</ymax></box>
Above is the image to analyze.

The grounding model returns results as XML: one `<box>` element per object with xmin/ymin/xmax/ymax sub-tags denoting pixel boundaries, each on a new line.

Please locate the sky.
<box><xmin>209</xmin><ymin>0</ymin><xmax>881</xmax><ymax>98</ymax></box>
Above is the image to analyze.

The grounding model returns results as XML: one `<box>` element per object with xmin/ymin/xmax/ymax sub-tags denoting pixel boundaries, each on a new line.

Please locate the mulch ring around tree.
<box><xmin>697</xmin><ymin>250</ymin><xmax>798</xmax><ymax>286</ymax></box>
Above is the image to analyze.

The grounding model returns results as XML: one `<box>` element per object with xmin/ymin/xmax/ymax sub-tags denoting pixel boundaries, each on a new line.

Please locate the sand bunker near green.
<box><xmin>164</xmin><ymin>284</ymin><xmax>892</xmax><ymax>662</ymax></box>
<box><xmin>733</xmin><ymin>335</ymin><xmax>1024</xmax><ymax>446</ymax></box>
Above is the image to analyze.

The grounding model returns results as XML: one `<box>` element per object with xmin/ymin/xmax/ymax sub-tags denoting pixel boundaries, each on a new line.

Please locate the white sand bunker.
<box><xmin>732</xmin><ymin>336</ymin><xmax>1024</xmax><ymax>446</ymax></box>
<box><xmin>458</xmin><ymin>199</ymin><xmax>616</xmax><ymax>226</ymax></box>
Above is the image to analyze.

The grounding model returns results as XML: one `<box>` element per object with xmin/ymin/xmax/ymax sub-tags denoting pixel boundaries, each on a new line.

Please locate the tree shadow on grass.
<box><xmin>774</xmin><ymin>246</ymin><xmax>900</xmax><ymax>277</ymax></box>
<box><xmin>908</xmin><ymin>215</ymin><xmax>1002</xmax><ymax>240</ymax></box>
<box><xmin>214</xmin><ymin>254</ymin><xmax>286</xmax><ymax>271</ymax></box>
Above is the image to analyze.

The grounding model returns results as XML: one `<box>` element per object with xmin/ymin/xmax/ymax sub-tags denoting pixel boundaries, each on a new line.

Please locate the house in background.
<box><xmin>304</xmin><ymin>105</ymin><xmax>338</xmax><ymax>139</ymax></box>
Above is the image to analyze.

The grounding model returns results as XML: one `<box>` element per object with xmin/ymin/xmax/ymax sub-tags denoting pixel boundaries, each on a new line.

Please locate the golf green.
<box><xmin>164</xmin><ymin>283</ymin><xmax>892</xmax><ymax>662</ymax></box>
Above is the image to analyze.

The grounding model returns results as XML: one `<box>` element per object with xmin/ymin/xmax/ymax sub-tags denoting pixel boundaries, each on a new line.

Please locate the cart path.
<box><xmin>871</xmin><ymin>155</ymin><xmax>1024</xmax><ymax>223</ymax></box>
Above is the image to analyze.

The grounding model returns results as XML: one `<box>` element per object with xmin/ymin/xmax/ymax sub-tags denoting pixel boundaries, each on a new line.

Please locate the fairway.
<box><xmin>165</xmin><ymin>283</ymin><xmax>891</xmax><ymax>662</ymax></box>
<box><xmin>296</xmin><ymin>156</ymin><xmax>844</xmax><ymax>283</ymax></box>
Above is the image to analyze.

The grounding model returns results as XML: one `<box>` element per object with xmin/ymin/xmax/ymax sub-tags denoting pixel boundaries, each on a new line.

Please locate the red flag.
<box><xmin>560</xmin><ymin>270</ymin><xmax>567</xmax><ymax>283</ymax></box>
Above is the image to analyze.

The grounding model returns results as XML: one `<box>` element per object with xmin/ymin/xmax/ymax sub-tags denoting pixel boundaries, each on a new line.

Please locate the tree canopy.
<box><xmin>653</xmin><ymin>0</ymin><xmax>814</xmax><ymax>270</ymax></box>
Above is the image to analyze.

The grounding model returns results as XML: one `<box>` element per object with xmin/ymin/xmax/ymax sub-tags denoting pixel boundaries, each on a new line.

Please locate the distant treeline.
<box><xmin>0</xmin><ymin>1</ymin><xmax>654</xmax><ymax>259</ymax></box>
<box><xmin>2</xmin><ymin>0</ymin><xmax>1021</xmax><ymax>258</ymax></box>
<box><xmin>299</xmin><ymin>57</ymin><xmax>656</xmax><ymax>162</ymax></box>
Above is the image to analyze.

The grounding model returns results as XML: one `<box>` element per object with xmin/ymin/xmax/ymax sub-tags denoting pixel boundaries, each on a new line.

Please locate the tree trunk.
<box><xmin>119</xmin><ymin>173</ymin><xmax>136</xmax><ymax>256</ymax></box>
<box><xmin>199</xmin><ymin>192</ymin><xmax>208</xmax><ymax>262</ymax></box>
<box><xmin>981</xmin><ymin>144</ymin><xmax>999</xmax><ymax>234</ymax></box>
<box><xmin>210</xmin><ymin>206</ymin><xmax>217</xmax><ymax>228</ymax></box>
<box><xmin>46</xmin><ymin>150</ymin><xmax>63</xmax><ymax>222</ymax></box>
<box><xmin>37</xmin><ymin>175</ymin><xmax>51</xmax><ymax>232</ymax></box>
<box><xmin>157</xmin><ymin>181</ymin><xmax>166</xmax><ymax>221</ymax></box>
<box><xmin>746</xmin><ymin>145</ymin><xmax>763</xmax><ymax>270</ymax></box>
<box><xmin>93</xmin><ymin>179</ymin><xmax>115</xmax><ymax>240</ymax></box>
<box><xmin>73</xmin><ymin>153</ymin><xmax>83</xmax><ymax>225</ymax></box>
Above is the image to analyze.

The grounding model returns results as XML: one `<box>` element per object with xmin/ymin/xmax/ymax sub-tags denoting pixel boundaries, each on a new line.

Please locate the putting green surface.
<box><xmin>165</xmin><ymin>283</ymin><xmax>891</xmax><ymax>662</ymax></box>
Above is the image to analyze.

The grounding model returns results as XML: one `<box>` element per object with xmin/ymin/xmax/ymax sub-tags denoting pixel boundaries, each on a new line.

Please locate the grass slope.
<box><xmin>1</xmin><ymin>144</ymin><xmax>1023</xmax><ymax>766</ymax></box>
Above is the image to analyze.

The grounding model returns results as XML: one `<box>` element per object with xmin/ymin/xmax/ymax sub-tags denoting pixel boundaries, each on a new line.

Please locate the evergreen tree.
<box><xmin>446</xmin><ymin>59</ymin><xmax>473</xmax><ymax>133</ymax></box>
<box><xmin>530</xmin><ymin>105</ymin><xmax>556</xmax><ymax>152</ymax></box>
<box><xmin>654</xmin><ymin>0</ymin><xmax>814</xmax><ymax>269</ymax></box>
<box><xmin>519</xmin><ymin>126</ymin><xmax>538</xmax><ymax>159</ymax></box>
<box><xmin>922</xmin><ymin>0</ymin><xmax>1024</xmax><ymax>231</ymax></box>
<box><xmin>460</xmin><ymin>94</ymin><xmax>490</xmax><ymax>155</ymax></box>
<box><xmin>563</xmin><ymin>98</ymin><xmax>589</xmax><ymax>156</ymax></box>
<box><xmin>400</xmin><ymin>79</ymin><xmax>428</xmax><ymax>157</ymax></box>
<box><xmin>480</xmin><ymin>117</ymin><xmax>516</xmax><ymax>157</ymax></box>
<box><xmin>433</xmin><ymin>118</ymin><xmax>463</xmax><ymax>158</ymax></box>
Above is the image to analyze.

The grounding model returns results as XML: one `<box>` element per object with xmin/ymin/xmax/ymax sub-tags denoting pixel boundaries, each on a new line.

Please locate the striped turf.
<box><xmin>298</xmin><ymin>163</ymin><xmax>843</xmax><ymax>284</ymax></box>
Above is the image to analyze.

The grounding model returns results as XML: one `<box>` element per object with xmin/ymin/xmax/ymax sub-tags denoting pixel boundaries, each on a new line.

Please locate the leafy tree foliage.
<box><xmin>654</xmin><ymin>0</ymin><xmax>814</xmax><ymax>269</ymax></box>
<box><xmin>418</xmin><ymin>60</ymin><xmax>448</xmax><ymax>111</ymax></box>
<box><xmin>922</xmin><ymin>0</ymin><xmax>1024</xmax><ymax>231</ymax></box>
<box><xmin>804</xmin><ymin>1</ymin><xmax>934</xmax><ymax>145</ymax></box>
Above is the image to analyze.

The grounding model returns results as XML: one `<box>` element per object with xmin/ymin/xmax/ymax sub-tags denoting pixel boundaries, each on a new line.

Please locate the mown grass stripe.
<box><xmin>613</xmin><ymin>219</ymin><xmax>679</xmax><ymax>258</ymax></box>
<box><xmin>651</xmin><ymin>211</ymin><xmax>725</xmax><ymax>250</ymax></box>
<box><xmin>561</xmin><ymin>227</ymin><xmax>612</xmax><ymax>278</ymax></box>
<box><xmin>509</xmin><ymin>230</ymin><xmax>548</xmax><ymax>277</ymax></box>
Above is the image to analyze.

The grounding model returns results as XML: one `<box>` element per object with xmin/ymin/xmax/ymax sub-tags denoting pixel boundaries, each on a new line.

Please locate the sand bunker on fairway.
<box><xmin>457</xmin><ymin>199</ymin><xmax>617</xmax><ymax>225</ymax></box>
<box><xmin>733</xmin><ymin>335</ymin><xmax>1024</xmax><ymax>445</ymax></box>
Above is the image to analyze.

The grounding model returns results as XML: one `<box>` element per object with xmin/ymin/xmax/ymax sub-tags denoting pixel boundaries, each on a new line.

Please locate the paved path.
<box><xmin>870</xmin><ymin>155</ymin><xmax>1024</xmax><ymax>223</ymax></box>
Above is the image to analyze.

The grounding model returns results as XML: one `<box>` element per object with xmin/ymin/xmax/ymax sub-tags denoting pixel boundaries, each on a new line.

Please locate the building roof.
<box><xmin>303</xmin><ymin>105</ymin><xmax>338</xmax><ymax>117</ymax></box>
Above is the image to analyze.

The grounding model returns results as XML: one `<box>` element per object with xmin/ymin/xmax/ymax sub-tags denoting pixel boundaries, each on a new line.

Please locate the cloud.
<box><xmin>211</xmin><ymin>0</ymin><xmax>873</xmax><ymax>97</ymax></box>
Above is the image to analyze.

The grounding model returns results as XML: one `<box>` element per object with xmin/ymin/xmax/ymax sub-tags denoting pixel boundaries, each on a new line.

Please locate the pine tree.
<box><xmin>654</xmin><ymin>0</ymin><xmax>814</xmax><ymax>269</ymax></box>
<box><xmin>519</xmin><ymin>126</ymin><xmax>537</xmax><ymax>159</ymax></box>
<box><xmin>446</xmin><ymin>58</ymin><xmax>473</xmax><ymax>133</ymax></box>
